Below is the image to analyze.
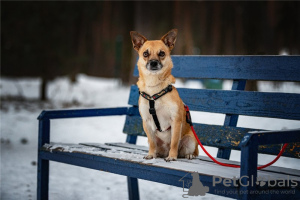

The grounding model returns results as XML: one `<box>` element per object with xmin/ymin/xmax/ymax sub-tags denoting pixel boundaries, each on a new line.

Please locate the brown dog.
<box><xmin>130</xmin><ymin>29</ymin><xmax>199</xmax><ymax>161</ymax></box>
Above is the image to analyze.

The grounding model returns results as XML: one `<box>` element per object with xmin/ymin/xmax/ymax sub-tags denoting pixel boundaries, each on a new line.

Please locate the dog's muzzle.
<box><xmin>147</xmin><ymin>60</ymin><xmax>162</xmax><ymax>71</ymax></box>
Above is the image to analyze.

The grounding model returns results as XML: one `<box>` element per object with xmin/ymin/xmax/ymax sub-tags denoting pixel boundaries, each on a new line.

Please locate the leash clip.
<box><xmin>184</xmin><ymin>105</ymin><xmax>193</xmax><ymax>126</ymax></box>
<box><xmin>186</xmin><ymin>110</ymin><xmax>193</xmax><ymax>126</ymax></box>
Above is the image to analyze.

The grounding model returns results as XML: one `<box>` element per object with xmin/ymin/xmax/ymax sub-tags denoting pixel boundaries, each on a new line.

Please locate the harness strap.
<box><xmin>149</xmin><ymin>100</ymin><xmax>162</xmax><ymax>132</ymax></box>
<box><xmin>140</xmin><ymin>85</ymin><xmax>173</xmax><ymax>132</ymax></box>
<box><xmin>140</xmin><ymin>85</ymin><xmax>173</xmax><ymax>101</ymax></box>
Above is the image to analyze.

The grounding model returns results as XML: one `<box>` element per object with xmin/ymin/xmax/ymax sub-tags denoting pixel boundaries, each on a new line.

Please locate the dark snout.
<box><xmin>150</xmin><ymin>60</ymin><xmax>158</xmax><ymax>68</ymax></box>
<box><xmin>147</xmin><ymin>60</ymin><xmax>162</xmax><ymax>71</ymax></box>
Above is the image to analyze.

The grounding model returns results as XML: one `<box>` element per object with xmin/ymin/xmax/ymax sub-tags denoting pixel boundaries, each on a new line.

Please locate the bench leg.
<box><xmin>37</xmin><ymin>157</ymin><xmax>49</xmax><ymax>200</ymax></box>
<box><xmin>217</xmin><ymin>148</ymin><xmax>231</xmax><ymax>159</ymax></box>
<box><xmin>127</xmin><ymin>177</ymin><xmax>140</xmax><ymax>200</ymax></box>
<box><xmin>37</xmin><ymin>119</ymin><xmax>50</xmax><ymax>200</ymax></box>
<box><xmin>126</xmin><ymin>135</ymin><xmax>140</xmax><ymax>200</ymax></box>
<box><xmin>240</xmin><ymin>140</ymin><xmax>258</xmax><ymax>200</ymax></box>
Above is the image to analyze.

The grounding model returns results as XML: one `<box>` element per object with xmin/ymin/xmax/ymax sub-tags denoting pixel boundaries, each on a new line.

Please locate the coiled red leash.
<box><xmin>184</xmin><ymin>105</ymin><xmax>288</xmax><ymax>170</ymax></box>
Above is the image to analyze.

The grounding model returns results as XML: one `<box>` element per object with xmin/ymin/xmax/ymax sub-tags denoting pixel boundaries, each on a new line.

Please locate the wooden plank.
<box><xmin>123</xmin><ymin>115</ymin><xmax>300</xmax><ymax>158</ymax></box>
<box><xmin>40</xmin><ymin>148</ymin><xmax>300</xmax><ymax>200</ymax></box>
<box><xmin>128</xmin><ymin>85</ymin><xmax>300</xmax><ymax>120</ymax></box>
<box><xmin>124</xmin><ymin>116</ymin><xmax>254</xmax><ymax>147</ymax></box>
<box><xmin>218</xmin><ymin>80</ymin><xmax>246</xmax><ymax>159</ymax></box>
<box><xmin>80</xmin><ymin>143</ymin><xmax>147</xmax><ymax>154</ymax></box>
<box><xmin>41</xmin><ymin>143</ymin><xmax>239</xmax><ymax>180</ymax></box>
<box><xmin>105</xmin><ymin>142</ymin><xmax>300</xmax><ymax>177</ymax></box>
<box><xmin>41</xmin><ymin>142</ymin><xmax>300</xmax><ymax>200</ymax></box>
<box><xmin>105</xmin><ymin>142</ymin><xmax>149</xmax><ymax>152</ymax></box>
<box><xmin>247</xmin><ymin>129</ymin><xmax>300</xmax><ymax>145</ymax></box>
<box><xmin>44</xmin><ymin>142</ymin><xmax>300</xmax><ymax>177</ymax></box>
<box><xmin>40</xmin><ymin>150</ymin><xmax>240</xmax><ymax>199</ymax></box>
<box><xmin>41</xmin><ymin>143</ymin><xmax>300</xmax><ymax>182</ymax></box>
<box><xmin>123</xmin><ymin>116</ymin><xmax>144</xmax><ymax>136</ymax></box>
<box><xmin>38</xmin><ymin>107</ymin><xmax>129</xmax><ymax>120</ymax></box>
<box><xmin>133</xmin><ymin>56</ymin><xmax>300</xmax><ymax>81</ymax></box>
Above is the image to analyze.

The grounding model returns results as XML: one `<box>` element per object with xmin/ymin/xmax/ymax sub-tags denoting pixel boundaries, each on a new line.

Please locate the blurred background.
<box><xmin>2</xmin><ymin>1</ymin><xmax>300</xmax><ymax>100</ymax></box>
<box><xmin>1</xmin><ymin>1</ymin><xmax>300</xmax><ymax>200</ymax></box>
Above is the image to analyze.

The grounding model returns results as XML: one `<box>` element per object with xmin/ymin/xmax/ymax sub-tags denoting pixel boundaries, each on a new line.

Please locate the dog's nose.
<box><xmin>150</xmin><ymin>60</ymin><xmax>159</xmax><ymax>68</ymax></box>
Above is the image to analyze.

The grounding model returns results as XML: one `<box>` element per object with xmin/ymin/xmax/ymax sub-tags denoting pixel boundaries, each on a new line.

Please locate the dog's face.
<box><xmin>130</xmin><ymin>29</ymin><xmax>177</xmax><ymax>75</ymax></box>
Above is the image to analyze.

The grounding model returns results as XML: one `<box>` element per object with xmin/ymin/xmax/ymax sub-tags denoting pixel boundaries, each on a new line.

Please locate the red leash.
<box><xmin>185</xmin><ymin>105</ymin><xmax>288</xmax><ymax>170</ymax></box>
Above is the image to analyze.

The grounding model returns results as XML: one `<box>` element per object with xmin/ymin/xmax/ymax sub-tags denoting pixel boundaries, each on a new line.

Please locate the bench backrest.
<box><xmin>123</xmin><ymin>56</ymin><xmax>300</xmax><ymax>159</ymax></box>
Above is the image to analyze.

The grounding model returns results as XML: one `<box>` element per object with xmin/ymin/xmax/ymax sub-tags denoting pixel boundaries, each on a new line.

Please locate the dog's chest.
<box><xmin>139</xmin><ymin>97</ymin><xmax>176</xmax><ymax>132</ymax></box>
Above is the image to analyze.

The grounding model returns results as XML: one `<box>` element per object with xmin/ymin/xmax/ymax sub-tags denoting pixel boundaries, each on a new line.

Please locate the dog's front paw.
<box><xmin>164</xmin><ymin>156</ymin><xmax>177</xmax><ymax>162</ymax></box>
<box><xmin>185</xmin><ymin>154</ymin><xmax>195</xmax><ymax>160</ymax></box>
<box><xmin>144</xmin><ymin>154</ymin><xmax>155</xmax><ymax>159</ymax></box>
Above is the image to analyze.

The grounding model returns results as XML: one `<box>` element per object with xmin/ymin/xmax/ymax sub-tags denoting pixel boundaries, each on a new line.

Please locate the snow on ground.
<box><xmin>1</xmin><ymin>74</ymin><xmax>300</xmax><ymax>200</ymax></box>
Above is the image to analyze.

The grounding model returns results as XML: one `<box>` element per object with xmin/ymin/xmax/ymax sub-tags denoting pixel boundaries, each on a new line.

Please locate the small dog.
<box><xmin>130</xmin><ymin>29</ymin><xmax>199</xmax><ymax>161</ymax></box>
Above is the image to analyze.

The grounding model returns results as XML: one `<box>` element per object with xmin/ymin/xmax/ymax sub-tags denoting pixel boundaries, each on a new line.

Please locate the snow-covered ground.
<box><xmin>1</xmin><ymin>74</ymin><xmax>300</xmax><ymax>200</ymax></box>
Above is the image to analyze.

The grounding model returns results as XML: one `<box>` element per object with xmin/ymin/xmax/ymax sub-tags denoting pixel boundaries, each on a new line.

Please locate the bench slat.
<box><xmin>105</xmin><ymin>142</ymin><xmax>300</xmax><ymax>177</ymax></box>
<box><xmin>133</xmin><ymin>56</ymin><xmax>300</xmax><ymax>81</ymax></box>
<box><xmin>123</xmin><ymin>115</ymin><xmax>300</xmax><ymax>158</ymax></box>
<box><xmin>104</xmin><ymin>142</ymin><xmax>149</xmax><ymax>152</ymax></box>
<box><xmin>41</xmin><ymin>143</ymin><xmax>300</xmax><ymax>181</ymax></box>
<box><xmin>39</xmin><ymin>143</ymin><xmax>300</xmax><ymax>199</ymax></box>
<box><xmin>128</xmin><ymin>85</ymin><xmax>300</xmax><ymax>120</ymax></box>
<box><xmin>41</xmin><ymin>149</ymin><xmax>244</xmax><ymax>199</ymax></box>
<box><xmin>79</xmin><ymin>143</ymin><xmax>147</xmax><ymax>154</ymax></box>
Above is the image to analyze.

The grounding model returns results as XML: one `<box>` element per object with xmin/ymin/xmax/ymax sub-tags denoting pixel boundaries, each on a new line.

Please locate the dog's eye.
<box><xmin>143</xmin><ymin>51</ymin><xmax>149</xmax><ymax>57</ymax></box>
<box><xmin>158</xmin><ymin>51</ymin><xmax>165</xmax><ymax>57</ymax></box>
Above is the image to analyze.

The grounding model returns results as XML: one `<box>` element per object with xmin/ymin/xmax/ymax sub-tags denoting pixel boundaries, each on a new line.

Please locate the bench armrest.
<box><xmin>240</xmin><ymin>128</ymin><xmax>300</xmax><ymax>147</ymax></box>
<box><xmin>239</xmin><ymin>129</ymin><xmax>300</xmax><ymax>195</ymax></box>
<box><xmin>37</xmin><ymin>107</ymin><xmax>137</xmax><ymax>149</ymax></box>
<box><xmin>38</xmin><ymin>107</ymin><xmax>130</xmax><ymax>120</ymax></box>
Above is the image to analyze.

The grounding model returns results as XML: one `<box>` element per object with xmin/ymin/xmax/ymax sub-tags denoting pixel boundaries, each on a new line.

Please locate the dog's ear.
<box><xmin>130</xmin><ymin>31</ymin><xmax>147</xmax><ymax>52</ymax></box>
<box><xmin>161</xmin><ymin>29</ymin><xmax>178</xmax><ymax>51</ymax></box>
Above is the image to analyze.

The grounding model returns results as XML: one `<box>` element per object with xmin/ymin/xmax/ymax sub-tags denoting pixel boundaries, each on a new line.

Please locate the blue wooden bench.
<box><xmin>37</xmin><ymin>56</ymin><xmax>300</xmax><ymax>200</ymax></box>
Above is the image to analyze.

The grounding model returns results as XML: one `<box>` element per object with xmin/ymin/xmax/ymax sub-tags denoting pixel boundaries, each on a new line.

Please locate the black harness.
<box><xmin>139</xmin><ymin>85</ymin><xmax>173</xmax><ymax>132</ymax></box>
<box><xmin>139</xmin><ymin>84</ymin><xmax>193</xmax><ymax>132</ymax></box>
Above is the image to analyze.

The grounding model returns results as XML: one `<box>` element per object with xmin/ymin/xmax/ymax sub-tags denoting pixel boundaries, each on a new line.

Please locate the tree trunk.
<box><xmin>245</xmin><ymin>80</ymin><xmax>258</xmax><ymax>91</ymax></box>
<box><xmin>40</xmin><ymin>77</ymin><xmax>48</xmax><ymax>101</ymax></box>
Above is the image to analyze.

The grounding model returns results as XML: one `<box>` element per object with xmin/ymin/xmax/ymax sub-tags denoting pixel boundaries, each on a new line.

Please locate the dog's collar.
<box><xmin>139</xmin><ymin>85</ymin><xmax>173</xmax><ymax>132</ymax></box>
<box><xmin>139</xmin><ymin>85</ymin><xmax>173</xmax><ymax>101</ymax></box>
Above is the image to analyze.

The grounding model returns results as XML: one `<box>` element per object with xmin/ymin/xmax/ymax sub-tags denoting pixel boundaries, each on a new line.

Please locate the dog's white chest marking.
<box><xmin>139</xmin><ymin>97</ymin><xmax>178</xmax><ymax>144</ymax></box>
